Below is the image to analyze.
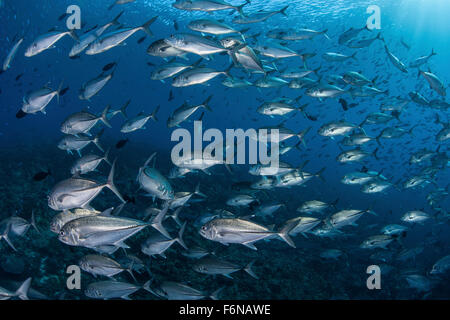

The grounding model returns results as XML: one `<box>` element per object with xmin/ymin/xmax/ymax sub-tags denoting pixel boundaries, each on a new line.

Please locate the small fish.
<box><xmin>33</xmin><ymin>169</ymin><xmax>51</xmax><ymax>182</ymax></box>
<box><xmin>137</xmin><ymin>36</ymin><xmax>146</xmax><ymax>44</ymax></box>
<box><xmin>102</xmin><ymin>62</ymin><xmax>117</xmax><ymax>72</ymax></box>
<box><xmin>116</xmin><ymin>138</ymin><xmax>129</xmax><ymax>149</ymax></box>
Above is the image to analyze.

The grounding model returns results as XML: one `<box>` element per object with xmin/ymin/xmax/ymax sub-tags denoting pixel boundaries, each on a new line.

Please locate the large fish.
<box><xmin>48</xmin><ymin>160</ymin><xmax>125</xmax><ymax>211</ymax></box>
<box><xmin>25</xmin><ymin>30</ymin><xmax>78</xmax><ymax>57</ymax></box>
<box><xmin>86</xmin><ymin>17</ymin><xmax>157</xmax><ymax>55</ymax></box>
<box><xmin>61</xmin><ymin>105</ymin><xmax>112</xmax><ymax>135</ymax></box>
<box><xmin>137</xmin><ymin>153</ymin><xmax>174</xmax><ymax>201</ymax></box>
<box><xmin>172</xmin><ymin>0</ymin><xmax>250</xmax><ymax>16</ymax></box>
<box><xmin>69</xmin><ymin>12</ymin><xmax>123</xmax><ymax>57</ymax></box>
<box><xmin>22</xmin><ymin>82</ymin><xmax>64</xmax><ymax>114</ymax></box>
<box><xmin>199</xmin><ymin>218</ymin><xmax>295</xmax><ymax>249</ymax></box>
<box><xmin>79</xmin><ymin>71</ymin><xmax>114</xmax><ymax>100</ymax></box>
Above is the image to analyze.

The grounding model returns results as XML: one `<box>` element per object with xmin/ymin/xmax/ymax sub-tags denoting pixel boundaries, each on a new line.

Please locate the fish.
<box><xmin>115</xmin><ymin>138</ymin><xmax>129</xmax><ymax>149</ymax></box>
<box><xmin>149</xmin><ymin>281</ymin><xmax>222</xmax><ymax>300</ymax></box>
<box><xmin>33</xmin><ymin>169</ymin><xmax>51</xmax><ymax>181</ymax></box>
<box><xmin>418</xmin><ymin>69</ymin><xmax>446</xmax><ymax>96</ymax></box>
<box><xmin>384</xmin><ymin>44</ymin><xmax>408</xmax><ymax>73</ymax></box>
<box><xmin>48</xmin><ymin>160</ymin><xmax>125</xmax><ymax>211</ymax></box>
<box><xmin>165</xmin><ymin>33</ymin><xmax>229</xmax><ymax>58</ymax></box>
<box><xmin>86</xmin><ymin>17</ymin><xmax>158</xmax><ymax>55</ymax></box>
<box><xmin>79</xmin><ymin>71</ymin><xmax>115</xmax><ymax>100</ymax></box>
<box><xmin>147</xmin><ymin>39</ymin><xmax>189</xmax><ymax>60</ymax></box>
<box><xmin>59</xmin><ymin>214</ymin><xmax>149</xmax><ymax>251</ymax></box>
<box><xmin>57</xmin><ymin>130</ymin><xmax>105</xmax><ymax>156</ymax></box>
<box><xmin>22</xmin><ymin>81</ymin><xmax>65</xmax><ymax>114</ymax></box>
<box><xmin>70</xmin><ymin>149</ymin><xmax>111</xmax><ymax>175</ymax></box>
<box><xmin>173</xmin><ymin>0</ymin><xmax>250</xmax><ymax>16</ymax></box>
<box><xmin>199</xmin><ymin>218</ymin><xmax>296</xmax><ymax>249</ymax></box>
<box><xmin>137</xmin><ymin>153</ymin><xmax>174</xmax><ymax>201</ymax></box>
<box><xmin>267</xmin><ymin>28</ymin><xmax>330</xmax><ymax>41</ymax></box>
<box><xmin>232</xmin><ymin>5</ymin><xmax>289</xmax><ymax>24</ymax></box>
<box><xmin>69</xmin><ymin>12</ymin><xmax>123</xmax><ymax>57</ymax></box>
<box><xmin>84</xmin><ymin>280</ymin><xmax>150</xmax><ymax>300</ymax></box>
<box><xmin>25</xmin><ymin>30</ymin><xmax>78</xmax><ymax>57</ymax></box>
<box><xmin>108</xmin><ymin>0</ymin><xmax>136</xmax><ymax>10</ymax></box>
<box><xmin>409</xmin><ymin>49</ymin><xmax>436</xmax><ymax>68</ymax></box>
<box><xmin>172</xmin><ymin>67</ymin><xmax>230</xmax><ymax>87</ymax></box>
<box><xmin>61</xmin><ymin>105</ymin><xmax>112</xmax><ymax>135</ymax></box>
<box><xmin>167</xmin><ymin>96</ymin><xmax>212</xmax><ymax>127</ymax></box>
<box><xmin>0</xmin><ymin>278</ymin><xmax>32</xmax><ymax>300</ymax></box>
<box><xmin>338</xmin><ymin>25</ymin><xmax>368</xmax><ymax>45</ymax></box>
<box><xmin>120</xmin><ymin>105</ymin><xmax>159</xmax><ymax>133</ymax></box>
<box><xmin>79</xmin><ymin>254</ymin><xmax>136</xmax><ymax>280</ymax></box>
<box><xmin>141</xmin><ymin>222</ymin><xmax>187</xmax><ymax>258</ymax></box>
<box><xmin>192</xmin><ymin>256</ymin><xmax>258</xmax><ymax>279</ymax></box>
<box><xmin>3</xmin><ymin>38</ymin><xmax>23</xmax><ymax>71</ymax></box>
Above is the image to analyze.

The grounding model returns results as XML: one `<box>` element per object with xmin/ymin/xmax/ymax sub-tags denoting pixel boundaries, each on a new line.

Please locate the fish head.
<box><xmin>192</xmin><ymin>262</ymin><xmax>208</xmax><ymax>274</ymax></box>
<box><xmin>49</xmin><ymin>215</ymin><xmax>63</xmax><ymax>233</ymax></box>
<box><xmin>171</xmin><ymin>75</ymin><xmax>185</xmax><ymax>87</ymax></box>
<box><xmin>24</xmin><ymin>43</ymin><xmax>38</xmax><ymax>57</ymax></box>
<box><xmin>84</xmin><ymin>285</ymin><xmax>103</xmax><ymax>299</ymax></box>
<box><xmin>166</xmin><ymin>34</ymin><xmax>186</xmax><ymax>48</ymax></box>
<box><xmin>57</xmin><ymin>138</ymin><xmax>69</xmax><ymax>150</ymax></box>
<box><xmin>172</xmin><ymin>0</ymin><xmax>188</xmax><ymax>9</ymax></box>
<box><xmin>199</xmin><ymin>221</ymin><xmax>217</xmax><ymax>240</ymax></box>
<box><xmin>57</xmin><ymin>224</ymin><xmax>78</xmax><ymax>246</ymax></box>
<box><xmin>78</xmin><ymin>256</ymin><xmax>93</xmax><ymax>273</ymax></box>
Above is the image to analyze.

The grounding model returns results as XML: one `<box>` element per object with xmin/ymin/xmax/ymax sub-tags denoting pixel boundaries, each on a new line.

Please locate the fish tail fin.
<box><xmin>125</xmin><ymin>261</ymin><xmax>137</xmax><ymax>283</ymax></box>
<box><xmin>93</xmin><ymin>129</ymin><xmax>105</xmax><ymax>153</ymax></box>
<box><xmin>322</xmin><ymin>29</ymin><xmax>331</xmax><ymax>40</ymax></box>
<box><xmin>143</xmin><ymin>278</ymin><xmax>157</xmax><ymax>296</ymax></box>
<box><xmin>431</xmin><ymin>48</ymin><xmax>436</xmax><ymax>56</ymax></box>
<box><xmin>351</xmin><ymin>51</ymin><xmax>357</xmax><ymax>60</ymax></box>
<box><xmin>30</xmin><ymin>210</ymin><xmax>40</xmax><ymax>234</ymax></box>
<box><xmin>106</xmin><ymin>159</ymin><xmax>126</xmax><ymax>203</ymax></box>
<box><xmin>277</xmin><ymin>227</ymin><xmax>296</xmax><ymax>248</ymax></box>
<box><xmin>141</xmin><ymin>16</ymin><xmax>158</xmax><ymax>37</ymax></box>
<box><xmin>151</xmin><ymin>105</ymin><xmax>160</xmax><ymax>122</ymax></box>
<box><xmin>202</xmin><ymin>95</ymin><xmax>213</xmax><ymax>112</ymax></box>
<box><xmin>68</xmin><ymin>30</ymin><xmax>79</xmax><ymax>42</ymax></box>
<box><xmin>373</xmin><ymin>147</ymin><xmax>379</xmax><ymax>160</ymax></box>
<box><xmin>108</xmin><ymin>1</ymin><xmax>116</xmax><ymax>10</ymax></box>
<box><xmin>14</xmin><ymin>277</ymin><xmax>32</xmax><ymax>300</ymax></box>
<box><xmin>315</xmin><ymin>167</ymin><xmax>326</xmax><ymax>182</ymax></box>
<box><xmin>56</xmin><ymin>80</ymin><xmax>64</xmax><ymax>104</ymax></box>
<box><xmin>194</xmin><ymin>183</ymin><xmax>207</xmax><ymax>198</ymax></box>
<box><xmin>171</xmin><ymin>207</ymin><xmax>183</xmax><ymax>227</ymax></box>
<box><xmin>243</xmin><ymin>260</ymin><xmax>259</xmax><ymax>279</ymax></box>
<box><xmin>101</xmin><ymin>105</ymin><xmax>112</xmax><ymax>128</ymax></box>
<box><xmin>111</xmin><ymin>10</ymin><xmax>124</xmax><ymax>25</ymax></box>
<box><xmin>104</xmin><ymin>147</ymin><xmax>112</xmax><ymax>166</ymax></box>
<box><xmin>143</xmin><ymin>152</ymin><xmax>157</xmax><ymax>167</ymax></box>
<box><xmin>176</xmin><ymin>221</ymin><xmax>188</xmax><ymax>250</ymax></box>
<box><xmin>236</xmin><ymin>0</ymin><xmax>251</xmax><ymax>17</ymax></box>
<box><xmin>1</xmin><ymin>224</ymin><xmax>17</xmax><ymax>251</ymax></box>
<box><xmin>150</xmin><ymin>203</ymin><xmax>171</xmax><ymax>238</ymax></box>
<box><xmin>120</xmin><ymin>99</ymin><xmax>131</xmax><ymax>119</ymax></box>
<box><xmin>297</xmin><ymin>127</ymin><xmax>311</xmax><ymax>147</ymax></box>
<box><xmin>209</xmin><ymin>287</ymin><xmax>225</xmax><ymax>300</ymax></box>
<box><xmin>376</xmin><ymin>134</ymin><xmax>382</xmax><ymax>146</ymax></box>
<box><xmin>279</xmin><ymin>5</ymin><xmax>289</xmax><ymax>16</ymax></box>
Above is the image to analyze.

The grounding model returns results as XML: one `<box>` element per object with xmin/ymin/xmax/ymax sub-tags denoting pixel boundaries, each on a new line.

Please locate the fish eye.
<box><xmin>59</xmin><ymin>230</ymin><xmax>65</xmax><ymax>237</ymax></box>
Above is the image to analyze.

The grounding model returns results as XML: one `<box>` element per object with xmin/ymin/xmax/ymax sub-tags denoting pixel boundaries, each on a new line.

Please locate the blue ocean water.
<box><xmin>0</xmin><ymin>0</ymin><xmax>449</xmax><ymax>300</ymax></box>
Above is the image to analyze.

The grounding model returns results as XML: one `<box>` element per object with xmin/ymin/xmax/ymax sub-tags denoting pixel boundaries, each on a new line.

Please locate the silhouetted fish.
<box><xmin>103</xmin><ymin>62</ymin><xmax>117</xmax><ymax>72</ymax></box>
<box><xmin>116</xmin><ymin>138</ymin><xmax>129</xmax><ymax>149</ymax></box>
<box><xmin>33</xmin><ymin>169</ymin><xmax>51</xmax><ymax>181</ymax></box>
